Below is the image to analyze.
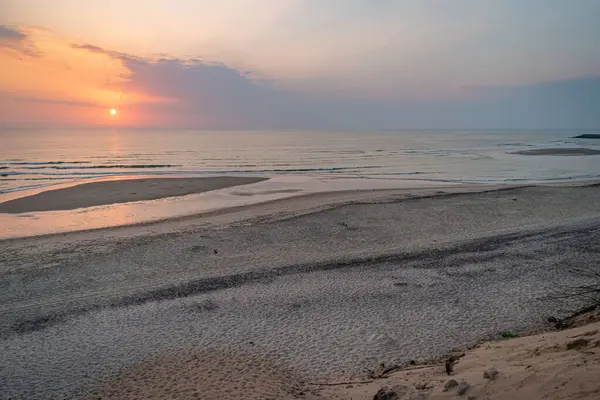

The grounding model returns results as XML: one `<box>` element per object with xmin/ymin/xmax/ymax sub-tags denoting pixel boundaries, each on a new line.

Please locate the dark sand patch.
<box><xmin>511</xmin><ymin>148</ymin><xmax>600</xmax><ymax>156</ymax></box>
<box><xmin>88</xmin><ymin>349</ymin><xmax>318</xmax><ymax>400</ymax></box>
<box><xmin>0</xmin><ymin>177</ymin><xmax>267</xmax><ymax>213</ymax></box>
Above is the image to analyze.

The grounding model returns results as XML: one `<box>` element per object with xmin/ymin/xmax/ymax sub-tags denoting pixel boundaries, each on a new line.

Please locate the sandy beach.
<box><xmin>1</xmin><ymin>180</ymin><xmax>600</xmax><ymax>399</ymax></box>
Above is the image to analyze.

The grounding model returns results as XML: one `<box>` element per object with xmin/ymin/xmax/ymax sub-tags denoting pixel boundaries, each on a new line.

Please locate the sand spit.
<box><xmin>510</xmin><ymin>148</ymin><xmax>600</xmax><ymax>156</ymax></box>
<box><xmin>0</xmin><ymin>176</ymin><xmax>267</xmax><ymax>213</ymax></box>
<box><xmin>320</xmin><ymin>309</ymin><xmax>600</xmax><ymax>400</ymax></box>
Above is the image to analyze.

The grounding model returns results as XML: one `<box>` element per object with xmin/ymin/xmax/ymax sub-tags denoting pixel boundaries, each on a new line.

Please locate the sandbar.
<box><xmin>511</xmin><ymin>147</ymin><xmax>600</xmax><ymax>156</ymax></box>
<box><xmin>0</xmin><ymin>176</ymin><xmax>267</xmax><ymax>213</ymax></box>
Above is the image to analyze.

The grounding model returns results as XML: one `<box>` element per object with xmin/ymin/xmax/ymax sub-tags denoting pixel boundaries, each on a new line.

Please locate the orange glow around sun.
<box><xmin>0</xmin><ymin>26</ymin><xmax>180</xmax><ymax>127</ymax></box>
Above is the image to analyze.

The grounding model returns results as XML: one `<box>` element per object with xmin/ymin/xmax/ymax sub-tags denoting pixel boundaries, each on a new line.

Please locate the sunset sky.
<box><xmin>1</xmin><ymin>0</ymin><xmax>599</xmax><ymax>129</ymax></box>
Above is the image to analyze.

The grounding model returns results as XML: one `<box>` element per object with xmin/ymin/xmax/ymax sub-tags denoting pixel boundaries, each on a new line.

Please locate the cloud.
<box><xmin>70</xmin><ymin>43</ymin><xmax>134</xmax><ymax>61</ymax></box>
<box><xmin>0</xmin><ymin>25</ymin><xmax>26</xmax><ymax>40</ymax></box>
<box><xmin>3</xmin><ymin>29</ymin><xmax>600</xmax><ymax>129</ymax></box>
<box><xmin>0</xmin><ymin>25</ymin><xmax>40</xmax><ymax>57</ymax></box>
<box><xmin>470</xmin><ymin>76</ymin><xmax>600</xmax><ymax>129</ymax></box>
<box><xmin>70</xmin><ymin>43</ymin><xmax>108</xmax><ymax>54</ymax></box>
<box><xmin>1</xmin><ymin>93</ymin><xmax>101</xmax><ymax>107</ymax></box>
<box><xmin>108</xmin><ymin>50</ymin><xmax>600</xmax><ymax>129</ymax></box>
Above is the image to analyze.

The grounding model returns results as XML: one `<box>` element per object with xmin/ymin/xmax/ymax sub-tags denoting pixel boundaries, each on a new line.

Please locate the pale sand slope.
<box><xmin>321</xmin><ymin>312</ymin><xmax>600</xmax><ymax>400</ymax></box>
<box><xmin>0</xmin><ymin>176</ymin><xmax>267</xmax><ymax>213</ymax></box>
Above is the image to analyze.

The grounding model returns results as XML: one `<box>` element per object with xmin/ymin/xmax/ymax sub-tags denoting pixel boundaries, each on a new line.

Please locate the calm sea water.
<box><xmin>1</xmin><ymin>129</ymin><xmax>600</xmax><ymax>194</ymax></box>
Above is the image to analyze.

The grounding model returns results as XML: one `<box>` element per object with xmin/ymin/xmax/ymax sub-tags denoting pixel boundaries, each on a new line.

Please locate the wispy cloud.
<box><xmin>0</xmin><ymin>25</ymin><xmax>40</xmax><ymax>57</ymax></box>
<box><xmin>1</xmin><ymin>92</ymin><xmax>101</xmax><ymax>107</ymax></box>
<box><xmin>0</xmin><ymin>25</ymin><xmax>26</xmax><ymax>40</ymax></box>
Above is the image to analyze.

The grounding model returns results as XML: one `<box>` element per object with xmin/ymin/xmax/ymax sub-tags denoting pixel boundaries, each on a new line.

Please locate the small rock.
<box><xmin>373</xmin><ymin>387</ymin><xmax>391</xmax><ymax>400</ymax></box>
<box><xmin>415</xmin><ymin>382</ymin><xmax>429</xmax><ymax>390</ymax></box>
<box><xmin>457</xmin><ymin>382</ymin><xmax>470</xmax><ymax>396</ymax></box>
<box><xmin>483</xmin><ymin>368</ymin><xmax>499</xmax><ymax>380</ymax></box>
<box><xmin>373</xmin><ymin>385</ymin><xmax>408</xmax><ymax>400</ymax></box>
<box><xmin>547</xmin><ymin>316</ymin><xmax>558</xmax><ymax>323</ymax></box>
<box><xmin>213</xmin><ymin>249</ymin><xmax>218</xmax><ymax>254</ymax></box>
<box><xmin>566</xmin><ymin>338</ymin><xmax>590</xmax><ymax>350</ymax></box>
<box><xmin>391</xmin><ymin>385</ymin><xmax>409</xmax><ymax>397</ymax></box>
<box><xmin>443</xmin><ymin>379</ymin><xmax>458</xmax><ymax>392</ymax></box>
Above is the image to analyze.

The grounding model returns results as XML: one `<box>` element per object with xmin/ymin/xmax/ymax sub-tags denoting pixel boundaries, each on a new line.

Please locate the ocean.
<box><xmin>1</xmin><ymin>129</ymin><xmax>600</xmax><ymax>194</ymax></box>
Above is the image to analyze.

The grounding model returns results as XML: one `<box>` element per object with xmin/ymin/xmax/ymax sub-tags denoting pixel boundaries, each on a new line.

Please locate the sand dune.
<box><xmin>321</xmin><ymin>310</ymin><xmax>600</xmax><ymax>400</ymax></box>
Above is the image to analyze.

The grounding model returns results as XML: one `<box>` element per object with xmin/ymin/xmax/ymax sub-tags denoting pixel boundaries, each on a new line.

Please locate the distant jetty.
<box><xmin>573</xmin><ymin>134</ymin><xmax>600</xmax><ymax>139</ymax></box>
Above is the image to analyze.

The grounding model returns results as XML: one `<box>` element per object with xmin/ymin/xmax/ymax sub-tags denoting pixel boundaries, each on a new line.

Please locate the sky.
<box><xmin>0</xmin><ymin>0</ymin><xmax>599</xmax><ymax>129</ymax></box>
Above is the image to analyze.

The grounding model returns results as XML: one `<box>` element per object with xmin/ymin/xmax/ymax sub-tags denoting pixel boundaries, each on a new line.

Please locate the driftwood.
<box><xmin>445</xmin><ymin>356</ymin><xmax>459</xmax><ymax>375</ymax></box>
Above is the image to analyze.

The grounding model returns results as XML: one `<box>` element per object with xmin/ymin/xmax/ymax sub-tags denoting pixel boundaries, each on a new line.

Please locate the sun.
<box><xmin>109</xmin><ymin>108</ymin><xmax>117</xmax><ymax>116</ymax></box>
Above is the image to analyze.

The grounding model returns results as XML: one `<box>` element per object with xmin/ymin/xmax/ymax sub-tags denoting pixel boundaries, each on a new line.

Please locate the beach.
<box><xmin>4</xmin><ymin>1</ymin><xmax>600</xmax><ymax>397</ymax></box>
<box><xmin>1</xmin><ymin>178</ymin><xmax>600</xmax><ymax>399</ymax></box>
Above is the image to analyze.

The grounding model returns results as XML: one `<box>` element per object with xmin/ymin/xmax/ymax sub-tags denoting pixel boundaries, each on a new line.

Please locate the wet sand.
<box><xmin>1</xmin><ymin>183</ymin><xmax>600</xmax><ymax>399</ymax></box>
<box><xmin>0</xmin><ymin>176</ymin><xmax>268</xmax><ymax>213</ymax></box>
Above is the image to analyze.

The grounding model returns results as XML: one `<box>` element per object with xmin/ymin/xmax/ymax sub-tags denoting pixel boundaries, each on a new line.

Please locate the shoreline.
<box><xmin>1</xmin><ymin>175</ymin><xmax>599</xmax><ymax>241</ymax></box>
<box><xmin>0</xmin><ymin>183</ymin><xmax>520</xmax><ymax>242</ymax></box>
<box><xmin>2</xmin><ymin>182</ymin><xmax>600</xmax><ymax>399</ymax></box>
<box><xmin>0</xmin><ymin>175</ymin><xmax>481</xmax><ymax>240</ymax></box>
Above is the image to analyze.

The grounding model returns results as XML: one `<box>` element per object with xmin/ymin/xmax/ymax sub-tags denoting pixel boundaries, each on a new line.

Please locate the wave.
<box><xmin>0</xmin><ymin>184</ymin><xmax>49</xmax><ymax>194</ymax></box>
<box><xmin>359</xmin><ymin>171</ymin><xmax>427</xmax><ymax>176</ymax></box>
<box><xmin>22</xmin><ymin>164</ymin><xmax>182</xmax><ymax>170</ymax></box>
<box><xmin>413</xmin><ymin>173</ymin><xmax>600</xmax><ymax>184</ymax></box>
<box><xmin>1</xmin><ymin>176</ymin><xmax>93</xmax><ymax>181</ymax></box>
<box><xmin>3</xmin><ymin>165</ymin><xmax>382</xmax><ymax>177</ymax></box>
<box><xmin>0</xmin><ymin>161</ymin><xmax>90</xmax><ymax>165</ymax></box>
<box><xmin>197</xmin><ymin>166</ymin><xmax>382</xmax><ymax>173</ymax></box>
